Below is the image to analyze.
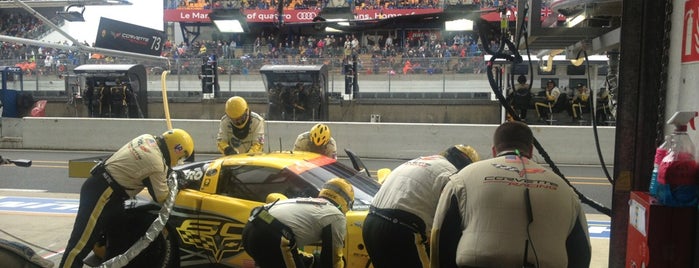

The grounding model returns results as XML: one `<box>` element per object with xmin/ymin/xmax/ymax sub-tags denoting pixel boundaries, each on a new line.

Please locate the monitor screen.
<box><xmin>511</xmin><ymin>63</ymin><xmax>529</xmax><ymax>75</ymax></box>
<box><xmin>567</xmin><ymin>65</ymin><xmax>586</xmax><ymax>75</ymax></box>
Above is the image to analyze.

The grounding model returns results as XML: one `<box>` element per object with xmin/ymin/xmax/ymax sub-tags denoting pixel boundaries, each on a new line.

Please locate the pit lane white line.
<box><xmin>0</xmin><ymin>189</ymin><xmax>47</xmax><ymax>192</ymax></box>
<box><xmin>0</xmin><ymin>196</ymin><xmax>611</xmax><ymax>239</ymax></box>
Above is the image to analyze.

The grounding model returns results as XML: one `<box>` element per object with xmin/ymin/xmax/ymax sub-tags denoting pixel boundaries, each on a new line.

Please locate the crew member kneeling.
<box><xmin>242</xmin><ymin>178</ymin><xmax>354</xmax><ymax>268</ymax></box>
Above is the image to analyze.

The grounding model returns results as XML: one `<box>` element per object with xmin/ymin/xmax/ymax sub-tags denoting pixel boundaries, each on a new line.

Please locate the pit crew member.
<box><xmin>363</xmin><ymin>145</ymin><xmax>480</xmax><ymax>268</ymax></box>
<box><xmin>60</xmin><ymin>129</ymin><xmax>194</xmax><ymax>268</ymax></box>
<box><xmin>242</xmin><ymin>178</ymin><xmax>355</xmax><ymax>268</ymax></box>
<box><xmin>430</xmin><ymin>121</ymin><xmax>591</xmax><ymax>268</ymax></box>
<box><xmin>217</xmin><ymin>96</ymin><xmax>265</xmax><ymax>155</ymax></box>
<box><xmin>294</xmin><ymin>123</ymin><xmax>337</xmax><ymax>159</ymax></box>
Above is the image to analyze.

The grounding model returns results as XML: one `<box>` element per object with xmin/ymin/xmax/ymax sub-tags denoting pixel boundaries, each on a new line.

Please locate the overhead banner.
<box><xmin>163</xmin><ymin>7</ymin><xmax>564</xmax><ymax>24</ymax></box>
<box><xmin>94</xmin><ymin>17</ymin><xmax>166</xmax><ymax>56</ymax></box>
<box><xmin>164</xmin><ymin>9</ymin><xmax>212</xmax><ymax>23</ymax></box>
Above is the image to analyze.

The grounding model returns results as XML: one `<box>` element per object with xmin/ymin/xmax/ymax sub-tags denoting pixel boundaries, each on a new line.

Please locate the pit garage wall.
<box><xmin>5</xmin><ymin>118</ymin><xmax>615</xmax><ymax>165</ymax></box>
<box><xmin>43</xmin><ymin>100</ymin><xmax>501</xmax><ymax>124</ymax></box>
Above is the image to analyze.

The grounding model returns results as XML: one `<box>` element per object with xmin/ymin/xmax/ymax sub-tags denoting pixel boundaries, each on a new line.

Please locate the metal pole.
<box><xmin>442</xmin><ymin>70</ymin><xmax>446</xmax><ymax>92</ymax></box>
<box><xmin>388</xmin><ymin>71</ymin><xmax>391</xmax><ymax>93</ymax></box>
<box><xmin>228</xmin><ymin>60</ymin><xmax>232</xmax><ymax>92</ymax></box>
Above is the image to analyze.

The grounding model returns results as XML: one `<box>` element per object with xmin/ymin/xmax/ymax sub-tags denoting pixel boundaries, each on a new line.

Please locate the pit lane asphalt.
<box><xmin>0</xmin><ymin>149</ymin><xmax>612</xmax><ymax>267</ymax></box>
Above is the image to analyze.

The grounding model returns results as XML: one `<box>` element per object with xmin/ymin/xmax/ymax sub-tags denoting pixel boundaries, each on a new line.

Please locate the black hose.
<box><xmin>478</xmin><ymin>20</ymin><xmax>612</xmax><ymax>216</ymax></box>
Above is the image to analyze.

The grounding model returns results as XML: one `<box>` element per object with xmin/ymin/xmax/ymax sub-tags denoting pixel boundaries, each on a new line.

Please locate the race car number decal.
<box><xmin>183</xmin><ymin>167</ymin><xmax>204</xmax><ymax>182</ymax></box>
<box><xmin>176</xmin><ymin>219</ymin><xmax>245</xmax><ymax>262</ymax></box>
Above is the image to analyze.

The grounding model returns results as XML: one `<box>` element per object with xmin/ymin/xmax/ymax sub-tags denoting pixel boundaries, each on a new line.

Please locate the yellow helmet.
<box><xmin>161</xmin><ymin>128</ymin><xmax>194</xmax><ymax>167</ymax></box>
<box><xmin>441</xmin><ymin>144</ymin><xmax>480</xmax><ymax>170</ymax></box>
<box><xmin>310</xmin><ymin>123</ymin><xmax>331</xmax><ymax>146</ymax></box>
<box><xmin>225</xmin><ymin>96</ymin><xmax>250</xmax><ymax>129</ymax></box>
<box><xmin>318</xmin><ymin>178</ymin><xmax>354</xmax><ymax>214</ymax></box>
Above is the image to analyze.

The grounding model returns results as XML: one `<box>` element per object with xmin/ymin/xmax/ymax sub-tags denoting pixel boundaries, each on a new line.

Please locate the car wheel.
<box><xmin>124</xmin><ymin>228</ymin><xmax>177</xmax><ymax>268</ymax></box>
<box><xmin>105</xmin><ymin>213</ymin><xmax>178</xmax><ymax>268</ymax></box>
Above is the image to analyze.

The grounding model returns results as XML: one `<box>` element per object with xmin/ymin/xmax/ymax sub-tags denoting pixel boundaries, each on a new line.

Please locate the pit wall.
<box><xmin>45</xmin><ymin>100</ymin><xmax>501</xmax><ymax>124</ymax></box>
<box><xmin>1</xmin><ymin>118</ymin><xmax>615</xmax><ymax>165</ymax></box>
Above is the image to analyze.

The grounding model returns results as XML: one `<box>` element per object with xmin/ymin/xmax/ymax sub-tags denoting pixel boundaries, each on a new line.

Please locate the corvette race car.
<box><xmin>91</xmin><ymin>150</ymin><xmax>382</xmax><ymax>268</ymax></box>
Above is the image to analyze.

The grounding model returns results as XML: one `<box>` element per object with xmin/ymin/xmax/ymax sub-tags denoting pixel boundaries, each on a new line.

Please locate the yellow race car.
<box><xmin>93</xmin><ymin>150</ymin><xmax>381</xmax><ymax>268</ymax></box>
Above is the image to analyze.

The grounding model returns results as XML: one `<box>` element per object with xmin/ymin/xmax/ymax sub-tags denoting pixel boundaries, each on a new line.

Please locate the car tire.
<box><xmin>124</xmin><ymin>228</ymin><xmax>177</xmax><ymax>268</ymax></box>
<box><xmin>105</xmin><ymin>212</ymin><xmax>178</xmax><ymax>268</ymax></box>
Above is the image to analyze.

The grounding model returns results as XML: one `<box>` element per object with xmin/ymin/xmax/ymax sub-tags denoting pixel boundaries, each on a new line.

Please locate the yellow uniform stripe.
<box><xmin>62</xmin><ymin>188</ymin><xmax>113</xmax><ymax>267</ymax></box>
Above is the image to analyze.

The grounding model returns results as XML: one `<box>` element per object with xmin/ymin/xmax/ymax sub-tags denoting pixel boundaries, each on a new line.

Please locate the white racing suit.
<box><xmin>216</xmin><ymin>111</ymin><xmax>265</xmax><ymax>155</ymax></box>
<box><xmin>60</xmin><ymin>134</ymin><xmax>171</xmax><ymax>268</ymax></box>
<box><xmin>431</xmin><ymin>153</ymin><xmax>591</xmax><ymax>268</ymax></box>
<box><xmin>363</xmin><ymin>155</ymin><xmax>457</xmax><ymax>268</ymax></box>
<box><xmin>293</xmin><ymin>131</ymin><xmax>337</xmax><ymax>159</ymax></box>
<box><xmin>242</xmin><ymin>198</ymin><xmax>347</xmax><ymax>268</ymax></box>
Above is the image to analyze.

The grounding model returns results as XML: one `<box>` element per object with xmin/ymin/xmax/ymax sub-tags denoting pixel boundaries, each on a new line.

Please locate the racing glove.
<box><xmin>224</xmin><ymin>146</ymin><xmax>237</xmax><ymax>156</ymax></box>
<box><xmin>248</xmin><ymin>142</ymin><xmax>263</xmax><ymax>153</ymax></box>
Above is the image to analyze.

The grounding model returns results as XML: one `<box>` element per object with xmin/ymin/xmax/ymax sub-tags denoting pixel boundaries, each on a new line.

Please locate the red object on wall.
<box><xmin>626</xmin><ymin>191</ymin><xmax>696</xmax><ymax>267</ymax></box>
<box><xmin>30</xmin><ymin>100</ymin><xmax>47</xmax><ymax>117</ymax></box>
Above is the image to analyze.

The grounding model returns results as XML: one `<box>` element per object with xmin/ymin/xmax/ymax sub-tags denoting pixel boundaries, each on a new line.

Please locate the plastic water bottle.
<box><xmin>657</xmin><ymin>112</ymin><xmax>699</xmax><ymax>207</ymax></box>
<box><xmin>649</xmin><ymin>135</ymin><xmax>672</xmax><ymax>197</ymax></box>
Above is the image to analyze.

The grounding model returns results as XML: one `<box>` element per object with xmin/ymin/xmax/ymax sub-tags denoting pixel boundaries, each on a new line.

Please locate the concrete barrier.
<box><xmin>2</xmin><ymin>117</ymin><xmax>615</xmax><ymax>165</ymax></box>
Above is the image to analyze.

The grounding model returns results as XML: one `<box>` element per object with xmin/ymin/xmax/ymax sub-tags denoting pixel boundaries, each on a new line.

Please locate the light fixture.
<box><xmin>315</xmin><ymin>7</ymin><xmax>354</xmax><ymax>21</ymax></box>
<box><xmin>56</xmin><ymin>5</ymin><xmax>85</xmax><ymax>22</ymax></box>
<box><xmin>213</xmin><ymin>20</ymin><xmax>244</xmax><ymax>33</ymax></box>
<box><xmin>445</xmin><ymin>19</ymin><xmax>473</xmax><ymax>31</ymax></box>
<box><xmin>567</xmin><ymin>13</ymin><xmax>586</xmax><ymax>27</ymax></box>
<box><xmin>312</xmin><ymin>7</ymin><xmax>353</xmax><ymax>32</ymax></box>
<box><xmin>325</xmin><ymin>27</ymin><xmax>343</xmax><ymax>32</ymax></box>
<box><xmin>210</xmin><ymin>9</ymin><xmax>249</xmax><ymax>33</ymax></box>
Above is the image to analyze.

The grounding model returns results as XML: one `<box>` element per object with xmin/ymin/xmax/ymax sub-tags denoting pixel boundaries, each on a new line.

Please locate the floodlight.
<box><xmin>315</xmin><ymin>7</ymin><xmax>353</xmax><ymax>21</ymax></box>
<box><xmin>56</xmin><ymin>5</ymin><xmax>85</xmax><ymax>22</ymax></box>
<box><xmin>210</xmin><ymin>9</ymin><xmax>249</xmax><ymax>33</ymax></box>
<box><xmin>445</xmin><ymin>19</ymin><xmax>473</xmax><ymax>31</ymax></box>
<box><xmin>567</xmin><ymin>14</ymin><xmax>586</xmax><ymax>27</ymax></box>
<box><xmin>214</xmin><ymin>20</ymin><xmax>245</xmax><ymax>33</ymax></box>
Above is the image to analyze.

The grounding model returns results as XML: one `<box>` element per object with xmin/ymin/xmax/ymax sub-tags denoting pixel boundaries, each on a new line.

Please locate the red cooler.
<box><xmin>626</xmin><ymin>191</ymin><xmax>696</xmax><ymax>267</ymax></box>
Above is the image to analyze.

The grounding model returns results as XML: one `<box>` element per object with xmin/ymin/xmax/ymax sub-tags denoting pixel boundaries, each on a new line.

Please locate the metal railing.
<box><xmin>1</xmin><ymin>56</ymin><xmax>492</xmax><ymax>98</ymax></box>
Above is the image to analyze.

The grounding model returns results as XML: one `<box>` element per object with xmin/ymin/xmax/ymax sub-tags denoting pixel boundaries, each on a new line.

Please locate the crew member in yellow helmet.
<box><xmin>217</xmin><ymin>96</ymin><xmax>265</xmax><ymax>155</ymax></box>
<box><xmin>242</xmin><ymin>178</ymin><xmax>354</xmax><ymax>268</ymax></box>
<box><xmin>294</xmin><ymin>123</ymin><xmax>337</xmax><ymax>159</ymax></box>
<box><xmin>60</xmin><ymin>128</ymin><xmax>194</xmax><ymax>268</ymax></box>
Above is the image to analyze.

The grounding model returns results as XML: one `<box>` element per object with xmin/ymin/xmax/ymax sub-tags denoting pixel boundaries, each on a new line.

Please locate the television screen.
<box><xmin>511</xmin><ymin>63</ymin><xmax>529</xmax><ymax>75</ymax></box>
<box><xmin>567</xmin><ymin>65</ymin><xmax>586</xmax><ymax>75</ymax></box>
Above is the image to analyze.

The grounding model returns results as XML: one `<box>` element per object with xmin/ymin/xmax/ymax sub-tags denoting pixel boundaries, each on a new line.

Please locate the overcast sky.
<box><xmin>51</xmin><ymin>0</ymin><xmax>163</xmax><ymax>44</ymax></box>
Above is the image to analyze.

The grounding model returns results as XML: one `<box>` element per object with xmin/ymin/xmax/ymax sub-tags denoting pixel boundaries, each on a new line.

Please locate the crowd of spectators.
<box><xmin>0</xmin><ymin>11</ymin><xmax>93</xmax><ymax>75</ymax></box>
<box><xmin>0</xmin><ymin>12</ymin><xmax>44</xmax><ymax>40</ymax></box>
<box><xmin>0</xmin><ymin>3</ymin><xmax>494</xmax><ymax>76</ymax></box>
<box><xmin>162</xmin><ymin>29</ymin><xmax>487</xmax><ymax>76</ymax></box>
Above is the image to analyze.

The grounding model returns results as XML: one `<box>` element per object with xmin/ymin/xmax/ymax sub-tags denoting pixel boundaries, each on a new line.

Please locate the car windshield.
<box><xmin>296</xmin><ymin>161</ymin><xmax>380</xmax><ymax>211</ymax></box>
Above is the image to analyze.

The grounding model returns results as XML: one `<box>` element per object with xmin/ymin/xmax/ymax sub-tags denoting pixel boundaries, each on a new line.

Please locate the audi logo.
<box><xmin>296</xmin><ymin>12</ymin><xmax>317</xmax><ymax>20</ymax></box>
